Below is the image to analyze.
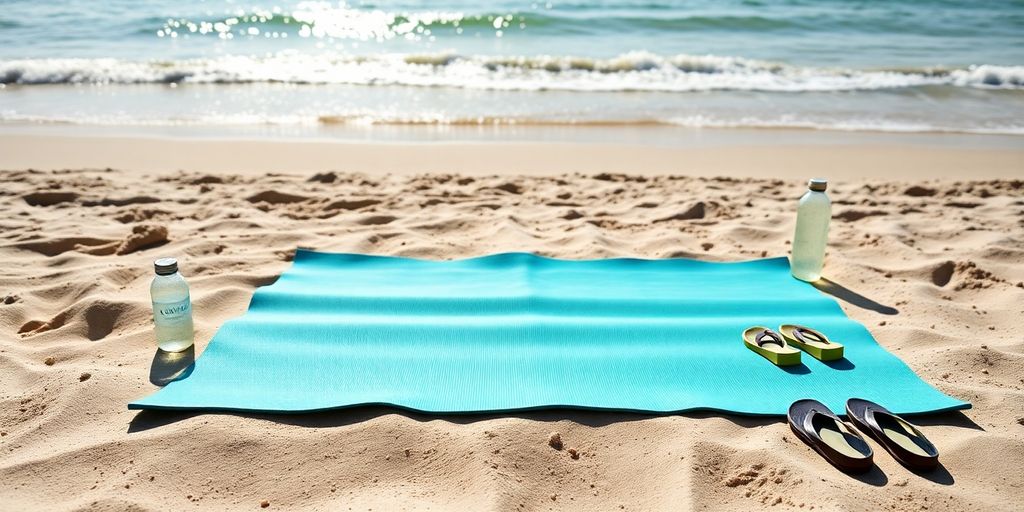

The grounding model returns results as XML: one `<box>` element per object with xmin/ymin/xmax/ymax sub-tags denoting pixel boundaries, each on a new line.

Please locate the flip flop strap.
<box><xmin>794</xmin><ymin>326</ymin><xmax>828</xmax><ymax>345</ymax></box>
<box><xmin>865</xmin><ymin>407</ymin><xmax>925</xmax><ymax>443</ymax></box>
<box><xmin>864</xmin><ymin>407</ymin><xmax>883</xmax><ymax>433</ymax></box>
<box><xmin>756</xmin><ymin>329</ymin><xmax>785</xmax><ymax>347</ymax></box>
<box><xmin>803</xmin><ymin>409</ymin><xmax>824</xmax><ymax>441</ymax></box>
<box><xmin>803</xmin><ymin>409</ymin><xmax>841</xmax><ymax>444</ymax></box>
<box><xmin>865</xmin><ymin>407</ymin><xmax>938</xmax><ymax>464</ymax></box>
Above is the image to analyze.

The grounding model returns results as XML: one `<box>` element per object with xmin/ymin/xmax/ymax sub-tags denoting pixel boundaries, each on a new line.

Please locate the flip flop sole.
<box><xmin>743</xmin><ymin>327</ymin><xmax>801</xmax><ymax>366</ymax></box>
<box><xmin>796</xmin><ymin>342</ymin><xmax>844</xmax><ymax>361</ymax></box>
<box><xmin>779</xmin><ymin>324</ymin><xmax>844</xmax><ymax>361</ymax></box>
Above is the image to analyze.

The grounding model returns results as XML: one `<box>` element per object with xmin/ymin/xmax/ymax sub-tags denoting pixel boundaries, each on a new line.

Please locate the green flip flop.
<box><xmin>743</xmin><ymin>326</ymin><xmax>801</xmax><ymax>366</ymax></box>
<box><xmin>779</xmin><ymin>324</ymin><xmax>844</xmax><ymax>361</ymax></box>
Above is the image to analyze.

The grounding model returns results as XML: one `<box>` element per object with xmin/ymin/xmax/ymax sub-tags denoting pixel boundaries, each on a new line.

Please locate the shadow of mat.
<box><xmin>126</xmin><ymin>405</ymin><xmax>980</xmax><ymax>434</ymax></box>
<box><xmin>128</xmin><ymin>406</ymin><xmax>661</xmax><ymax>433</ymax></box>
<box><xmin>909</xmin><ymin>409</ymin><xmax>984</xmax><ymax>431</ymax></box>
<box><xmin>813</xmin><ymin>278</ymin><xmax>899</xmax><ymax>315</ymax></box>
<box><xmin>128</xmin><ymin>406</ymin><xmax>776</xmax><ymax>433</ymax></box>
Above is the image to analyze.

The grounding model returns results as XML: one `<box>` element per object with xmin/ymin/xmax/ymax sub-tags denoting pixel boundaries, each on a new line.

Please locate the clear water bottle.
<box><xmin>151</xmin><ymin>258</ymin><xmax>194</xmax><ymax>352</ymax></box>
<box><xmin>791</xmin><ymin>178</ymin><xmax>831</xmax><ymax>282</ymax></box>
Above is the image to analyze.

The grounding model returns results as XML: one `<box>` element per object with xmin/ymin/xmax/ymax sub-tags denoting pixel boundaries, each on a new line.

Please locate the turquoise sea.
<box><xmin>1</xmin><ymin>0</ymin><xmax>1022</xmax><ymax>134</ymax></box>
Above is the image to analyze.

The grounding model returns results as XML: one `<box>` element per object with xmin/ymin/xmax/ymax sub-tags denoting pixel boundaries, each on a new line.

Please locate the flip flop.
<box><xmin>788</xmin><ymin>399</ymin><xmax>874</xmax><ymax>473</ymax></box>
<box><xmin>846</xmin><ymin>398</ymin><xmax>939</xmax><ymax>471</ymax></box>
<box><xmin>743</xmin><ymin>327</ymin><xmax>801</xmax><ymax>366</ymax></box>
<box><xmin>779</xmin><ymin>324</ymin><xmax>844</xmax><ymax>361</ymax></box>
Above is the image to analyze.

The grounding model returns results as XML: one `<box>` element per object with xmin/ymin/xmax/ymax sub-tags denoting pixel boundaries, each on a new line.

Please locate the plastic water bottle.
<box><xmin>150</xmin><ymin>258</ymin><xmax>194</xmax><ymax>352</ymax></box>
<box><xmin>791</xmin><ymin>178</ymin><xmax>831</xmax><ymax>282</ymax></box>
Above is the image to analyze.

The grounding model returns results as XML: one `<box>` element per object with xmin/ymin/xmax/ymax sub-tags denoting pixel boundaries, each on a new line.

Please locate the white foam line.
<box><xmin>1</xmin><ymin>53</ymin><xmax>1022</xmax><ymax>92</ymax></box>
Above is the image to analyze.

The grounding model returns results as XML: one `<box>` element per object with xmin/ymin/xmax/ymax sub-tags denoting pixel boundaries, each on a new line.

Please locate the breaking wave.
<box><xmin>2</xmin><ymin>52</ymin><xmax>1022</xmax><ymax>92</ymax></box>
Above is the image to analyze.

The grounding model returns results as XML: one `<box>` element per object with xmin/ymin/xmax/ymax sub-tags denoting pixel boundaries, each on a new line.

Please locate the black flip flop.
<box><xmin>846</xmin><ymin>398</ymin><xmax>939</xmax><ymax>471</ymax></box>
<box><xmin>788</xmin><ymin>399</ymin><xmax>874</xmax><ymax>474</ymax></box>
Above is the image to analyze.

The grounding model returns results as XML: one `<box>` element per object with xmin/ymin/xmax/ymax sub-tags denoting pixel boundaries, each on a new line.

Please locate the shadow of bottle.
<box><xmin>149</xmin><ymin>345</ymin><xmax>195</xmax><ymax>386</ymax></box>
<box><xmin>812</xmin><ymin>278</ymin><xmax>899</xmax><ymax>315</ymax></box>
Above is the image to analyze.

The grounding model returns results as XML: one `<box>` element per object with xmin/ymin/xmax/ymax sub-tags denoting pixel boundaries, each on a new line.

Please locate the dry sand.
<box><xmin>1</xmin><ymin>141</ymin><xmax>1023</xmax><ymax>511</ymax></box>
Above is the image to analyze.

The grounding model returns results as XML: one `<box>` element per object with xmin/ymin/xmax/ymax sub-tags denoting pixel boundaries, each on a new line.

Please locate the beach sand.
<box><xmin>1</xmin><ymin>137</ymin><xmax>1022</xmax><ymax>511</ymax></box>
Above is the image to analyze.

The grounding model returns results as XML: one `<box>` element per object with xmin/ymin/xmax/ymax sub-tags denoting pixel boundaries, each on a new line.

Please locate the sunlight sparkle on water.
<box><xmin>156</xmin><ymin>1</ymin><xmax>526</xmax><ymax>44</ymax></box>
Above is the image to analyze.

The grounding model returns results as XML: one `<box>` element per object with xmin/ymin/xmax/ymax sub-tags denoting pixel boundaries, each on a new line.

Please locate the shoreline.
<box><xmin>1</xmin><ymin>127</ymin><xmax>1021</xmax><ymax>179</ymax></box>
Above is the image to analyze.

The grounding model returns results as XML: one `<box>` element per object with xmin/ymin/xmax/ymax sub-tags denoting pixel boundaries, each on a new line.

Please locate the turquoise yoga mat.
<box><xmin>130</xmin><ymin>250</ymin><xmax>968</xmax><ymax>416</ymax></box>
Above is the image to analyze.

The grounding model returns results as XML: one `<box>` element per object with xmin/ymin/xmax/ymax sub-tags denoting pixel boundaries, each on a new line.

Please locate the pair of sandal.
<box><xmin>743</xmin><ymin>324</ymin><xmax>843</xmax><ymax>366</ymax></box>
<box><xmin>788</xmin><ymin>398</ymin><xmax>940</xmax><ymax>474</ymax></box>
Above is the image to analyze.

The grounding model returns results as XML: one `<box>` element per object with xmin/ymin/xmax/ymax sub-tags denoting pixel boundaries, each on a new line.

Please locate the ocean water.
<box><xmin>1</xmin><ymin>0</ymin><xmax>1022</xmax><ymax>135</ymax></box>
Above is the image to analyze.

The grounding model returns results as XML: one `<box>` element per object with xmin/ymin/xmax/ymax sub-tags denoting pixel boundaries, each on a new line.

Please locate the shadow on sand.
<box><xmin>909</xmin><ymin>462</ymin><xmax>955</xmax><ymax>485</ymax></box>
<box><xmin>127</xmin><ymin>403</ymin><xmax>981</xmax><ymax>434</ymax></box>
<box><xmin>851</xmin><ymin>465</ymin><xmax>889</xmax><ymax>487</ymax></box>
<box><xmin>813</xmin><ymin>278</ymin><xmax>898</xmax><ymax>315</ymax></box>
<box><xmin>149</xmin><ymin>346</ymin><xmax>195</xmax><ymax>386</ymax></box>
<box><xmin>129</xmin><ymin>405</ymin><xmax>667</xmax><ymax>433</ymax></box>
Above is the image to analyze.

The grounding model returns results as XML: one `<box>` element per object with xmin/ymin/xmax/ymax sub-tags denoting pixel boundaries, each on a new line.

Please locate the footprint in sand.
<box><xmin>16</xmin><ymin>224</ymin><xmax>168</xmax><ymax>256</ymax></box>
<box><xmin>81</xmin><ymin>196</ymin><xmax>161</xmax><ymax>207</ymax></box>
<box><xmin>76</xmin><ymin>224</ymin><xmax>169</xmax><ymax>256</ymax></box>
<box><xmin>247</xmin><ymin>190</ymin><xmax>310</xmax><ymax>205</ymax></box>
<box><xmin>22</xmin><ymin>191</ymin><xmax>79</xmax><ymax>207</ymax></box>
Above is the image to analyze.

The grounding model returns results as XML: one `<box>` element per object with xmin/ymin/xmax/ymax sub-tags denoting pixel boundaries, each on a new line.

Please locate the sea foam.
<box><xmin>1</xmin><ymin>53</ymin><xmax>1022</xmax><ymax>92</ymax></box>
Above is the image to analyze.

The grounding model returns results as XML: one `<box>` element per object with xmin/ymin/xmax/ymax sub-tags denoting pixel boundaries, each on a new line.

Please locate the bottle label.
<box><xmin>155</xmin><ymin>297</ymin><xmax>191</xmax><ymax>321</ymax></box>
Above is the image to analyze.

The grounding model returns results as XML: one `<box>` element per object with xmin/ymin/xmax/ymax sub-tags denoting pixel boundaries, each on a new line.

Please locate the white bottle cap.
<box><xmin>154</xmin><ymin>258</ymin><xmax>178</xmax><ymax>276</ymax></box>
<box><xmin>808</xmin><ymin>178</ymin><xmax>828</xmax><ymax>192</ymax></box>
